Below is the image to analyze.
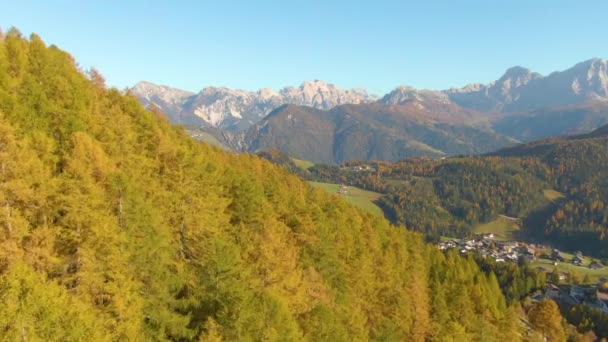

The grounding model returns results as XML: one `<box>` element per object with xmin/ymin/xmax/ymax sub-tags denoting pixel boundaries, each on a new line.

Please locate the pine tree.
<box><xmin>528</xmin><ymin>299</ymin><xmax>566</xmax><ymax>341</ymax></box>
<box><xmin>0</xmin><ymin>30</ymin><xmax>525</xmax><ymax>341</ymax></box>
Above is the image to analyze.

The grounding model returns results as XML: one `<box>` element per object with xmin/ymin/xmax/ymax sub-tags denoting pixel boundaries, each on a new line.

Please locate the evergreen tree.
<box><xmin>0</xmin><ymin>29</ymin><xmax>526</xmax><ymax>341</ymax></box>
<box><xmin>528</xmin><ymin>299</ymin><xmax>566</xmax><ymax>342</ymax></box>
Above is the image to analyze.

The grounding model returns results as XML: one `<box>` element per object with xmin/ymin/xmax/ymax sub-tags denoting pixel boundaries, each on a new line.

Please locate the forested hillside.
<box><xmin>303</xmin><ymin>157</ymin><xmax>550</xmax><ymax>238</ymax></box>
<box><xmin>0</xmin><ymin>30</ymin><xmax>528</xmax><ymax>340</ymax></box>
<box><xmin>492</xmin><ymin>102</ymin><xmax>608</xmax><ymax>142</ymax></box>
<box><xmin>294</xmin><ymin>125</ymin><xmax>608</xmax><ymax>257</ymax></box>
<box><xmin>219</xmin><ymin>103</ymin><xmax>516</xmax><ymax>164</ymax></box>
<box><xmin>493</xmin><ymin>130</ymin><xmax>608</xmax><ymax>255</ymax></box>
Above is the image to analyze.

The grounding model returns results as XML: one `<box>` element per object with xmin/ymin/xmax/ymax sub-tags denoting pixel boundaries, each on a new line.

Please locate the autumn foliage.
<box><xmin>0</xmin><ymin>29</ymin><xmax>526</xmax><ymax>340</ymax></box>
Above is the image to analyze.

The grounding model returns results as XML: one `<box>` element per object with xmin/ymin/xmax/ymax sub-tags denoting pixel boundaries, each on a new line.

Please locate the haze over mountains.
<box><xmin>132</xmin><ymin>58</ymin><xmax>608</xmax><ymax>163</ymax></box>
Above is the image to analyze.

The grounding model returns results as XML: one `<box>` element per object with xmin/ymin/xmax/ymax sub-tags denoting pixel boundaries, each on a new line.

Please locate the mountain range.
<box><xmin>132</xmin><ymin>58</ymin><xmax>608</xmax><ymax>163</ymax></box>
<box><xmin>132</xmin><ymin>80</ymin><xmax>377</xmax><ymax>131</ymax></box>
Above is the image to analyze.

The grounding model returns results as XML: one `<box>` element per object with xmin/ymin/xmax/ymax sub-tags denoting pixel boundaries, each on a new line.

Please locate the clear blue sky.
<box><xmin>2</xmin><ymin>0</ymin><xmax>607</xmax><ymax>95</ymax></box>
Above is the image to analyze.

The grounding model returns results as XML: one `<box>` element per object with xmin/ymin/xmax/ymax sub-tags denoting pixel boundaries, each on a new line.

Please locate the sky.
<box><xmin>2</xmin><ymin>0</ymin><xmax>607</xmax><ymax>95</ymax></box>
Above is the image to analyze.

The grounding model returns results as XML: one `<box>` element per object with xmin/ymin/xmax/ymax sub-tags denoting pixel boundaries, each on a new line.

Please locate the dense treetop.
<box><xmin>0</xmin><ymin>29</ymin><xmax>526</xmax><ymax>340</ymax></box>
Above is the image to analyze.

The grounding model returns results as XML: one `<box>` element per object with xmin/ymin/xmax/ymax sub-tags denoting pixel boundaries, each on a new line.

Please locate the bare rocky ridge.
<box><xmin>132</xmin><ymin>58</ymin><xmax>608</xmax><ymax>161</ymax></box>
<box><xmin>444</xmin><ymin>58</ymin><xmax>608</xmax><ymax>112</ymax></box>
<box><xmin>130</xmin><ymin>81</ymin><xmax>195</xmax><ymax>124</ymax></box>
<box><xmin>377</xmin><ymin>59</ymin><xmax>608</xmax><ymax>114</ymax></box>
<box><xmin>133</xmin><ymin>58</ymin><xmax>608</xmax><ymax>130</ymax></box>
<box><xmin>131</xmin><ymin>80</ymin><xmax>378</xmax><ymax>131</ymax></box>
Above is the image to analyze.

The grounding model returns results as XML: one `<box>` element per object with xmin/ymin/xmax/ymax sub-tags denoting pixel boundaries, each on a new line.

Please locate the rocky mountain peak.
<box><xmin>279</xmin><ymin>80</ymin><xmax>377</xmax><ymax>110</ymax></box>
<box><xmin>574</xmin><ymin>58</ymin><xmax>608</xmax><ymax>93</ymax></box>
<box><xmin>299</xmin><ymin>79</ymin><xmax>331</xmax><ymax>91</ymax></box>
<box><xmin>130</xmin><ymin>82</ymin><xmax>195</xmax><ymax>124</ymax></box>
<box><xmin>573</xmin><ymin>58</ymin><xmax>607</xmax><ymax>71</ymax></box>
<box><xmin>132</xmin><ymin>81</ymin><xmax>194</xmax><ymax>104</ymax></box>
<box><xmin>257</xmin><ymin>88</ymin><xmax>280</xmax><ymax>100</ymax></box>
<box><xmin>500</xmin><ymin>66</ymin><xmax>533</xmax><ymax>79</ymax></box>
<box><xmin>131</xmin><ymin>80</ymin><xmax>377</xmax><ymax>131</ymax></box>
<box><xmin>379</xmin><ymin>86</ymin><xmax>450</xmax><ymax>106</ymax></box>
<box><xmin>379</xmin><ymin>86</ymin><xmax>421</xmax><ymax>104</ymax></box>
<box><xmin>496</xmin><ymin>66</ymin><xmax>541</xmax><ymax>91</ymax></box>
<box><xmin>132</xmin><ymin>57</ymin><xmax>608</xmax><ymax>132</ymax></box>
<box><xmin>446</xmin><ymin>59</ymin><xmax>608</xmax><ymax>112</ymax></box>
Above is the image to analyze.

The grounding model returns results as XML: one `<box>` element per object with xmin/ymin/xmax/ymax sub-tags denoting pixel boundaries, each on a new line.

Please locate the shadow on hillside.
<box><xmin>515</xmin><ymin>201</ymin><xmax>560</xmax><ymax>243</ymax></box>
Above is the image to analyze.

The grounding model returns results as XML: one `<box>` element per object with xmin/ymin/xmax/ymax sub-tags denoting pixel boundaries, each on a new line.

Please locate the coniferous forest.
<box><xmin>300</xmin><ymin>134</ymin><xmax>608</xmax><ymax>258</ymax></box>
<box><xmin>0</xmin><ymin>29</ymin><xmax>546</xmax><ymax>341</ymax></box>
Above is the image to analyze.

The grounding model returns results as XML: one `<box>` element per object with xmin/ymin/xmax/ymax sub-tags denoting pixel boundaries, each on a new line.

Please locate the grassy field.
<box><xmin>544</xmin><ymin>189</ymin><xmax>565</xmax><ymax>202</ymax></box>
<box><xmin>405</xmin><ymin>141</ymin><xmax>445</xmax><ymax>155</ymax></box>
<box><xmin>531</xmin><ymin>257</ymin><xmax>608</xmax><ymax>283</ymax></box>
<box><xmin>473</xmin><ymin>216</ymin><xmax>521</xmax><ymax>240</ymax></box>
<box><xmin>291</xmin><ymin>157</ymin><xmax>314</xmax><ymax>171</ymax></box>
<box><xmin>308</xmin><ymin>181</ymin><xmax>384</xmax><ymax>217</ymax></box>
<box><xmin>188</xmin><ymin>130</ymin><xmax>230</xmax><ymax>150</ymax></box>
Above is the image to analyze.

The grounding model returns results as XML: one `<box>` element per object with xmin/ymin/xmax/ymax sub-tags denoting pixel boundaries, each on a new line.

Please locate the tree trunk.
<box><xmin>118</xmin><ymin>190</ymin><xmax>124</xmax><ymax>231</ymax></box>
<box><xmin>5</xmin><ymin>200</ymin><xmax>12</xmax><ymax>236</ymax></box>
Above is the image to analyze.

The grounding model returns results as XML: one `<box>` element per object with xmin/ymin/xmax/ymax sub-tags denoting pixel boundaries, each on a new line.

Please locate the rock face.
<box><xmin>130</xmin><ymin>82</ymin><xmax>194</xmax><ymax>124</ymax></box>
<box><xmin>130</xmin><ymin>80</ymin><xmax>377</xmax><ymax>131</ymax></box>
<box><xmin>279</xmin><ymin>80</ymin><xmax>374</xmax><ymax>109</ymax></box>
<box><xmin>132</xmin><ymin>58</ymin><xmax>608</xmax><ymax>160</ymax></box>
<box><xmin>378</xmin><ymin>59</ymin><xmax>608</xmax><ymax>113</ymax></box>
<box><xmin>132</xmin><ymin>59</ymin><xmax>608</xmax><ymax>129</ymax></box>
<box><xmin>444</xmin><ymin>58</ymin><xmax>608</xmax><ymax>112</ymax></box>
<box><xmin>379</xmin><ymin>86</ymin><xmax>451</xmax><ymax>106</ymax></box>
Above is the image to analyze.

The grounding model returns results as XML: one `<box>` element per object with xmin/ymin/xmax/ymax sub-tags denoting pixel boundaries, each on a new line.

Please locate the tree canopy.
<box><xmin>0</xmin><ymin>28</ymin><xmax>527</xmax><ymax>341</ymax></box>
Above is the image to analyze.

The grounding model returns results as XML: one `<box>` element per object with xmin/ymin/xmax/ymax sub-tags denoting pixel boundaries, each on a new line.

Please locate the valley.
<box><xmin>261</xmin><ymin>123</ymin><xmax>608</xmax><ymax>261</ymax></box>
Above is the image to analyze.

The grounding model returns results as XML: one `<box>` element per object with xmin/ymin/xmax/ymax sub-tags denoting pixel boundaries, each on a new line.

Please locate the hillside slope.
<box><xmin>492</xmin><ymin>102</ymin><xmax>608</xmax><ymax>142</ymax></box>
<box><xmin>229</xmin><ymin>103</ymin><xmax>516</xmax><ymax>164</ymax></box>
<box><xmin>490</xmin><ymin>125</ymin><xmax>608</xmax><ymax>254</ymax></box>
<box><xmin>0</xmin><ymin>30</ymin><xmax>520</xmax><ymax>340</ymax></box>
<box><xmin>297</xmin><ymin>124</ymin><xmax>608</xmax><ymax>256</ymax></box>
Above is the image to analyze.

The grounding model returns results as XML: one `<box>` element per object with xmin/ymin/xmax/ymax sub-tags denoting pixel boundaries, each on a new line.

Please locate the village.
<box><xmin>350</xmin><ymin>165</ymin><xmax>376</xmax><ymax>173</ymax></box>
<box><xmin>437</xmin><ymin>233</ymin><xmax>604</xmax><ymax>268</ymax></box>
<box><xmin>541</xmin><ymin>283</ymin><xmax>608</xmax><ymax>315</ymax></box>
<box><xmin>438</xmin><ymin>234</ymin><xmax>538</xmax><ymax>263</ymax></box>
<box><xmin>438</xmin><ymin>234</ymin><xmax>608</xmax><ymax>314</ymax></box>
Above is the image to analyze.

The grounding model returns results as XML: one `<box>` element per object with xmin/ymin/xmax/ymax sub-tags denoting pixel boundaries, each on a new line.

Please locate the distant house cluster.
<box><xmin>337</xmin><ymin>184</ymin><xmax>348</xmax><ymax>195</ymax></box>
<box><xmin>437</xmin><ymin>235</ymin><xmax>537</xmax><ymax>263</ymax></box>
<box><xmin>536</xmin><ymin>284</ymin><xmax>608</xmax><ymax>315</ymax></box>
<box><xmin>438</xmin><ymin>236</ymin><xmax>604</xmax><ymax>272</ymax></box>
<box><xmin>351</xmin><ymin>165</ymin><xmax>376</xmax><ymax>172</ymax></box>
<box><xmin>551</xmin><ymin>249</ymin><xmax>597</xmax><ymax>268</ymax></box>
<box><xmin>439</xmin><ymin>235</ymin><xmax>608</xmax><ymax>318</ymax></box>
